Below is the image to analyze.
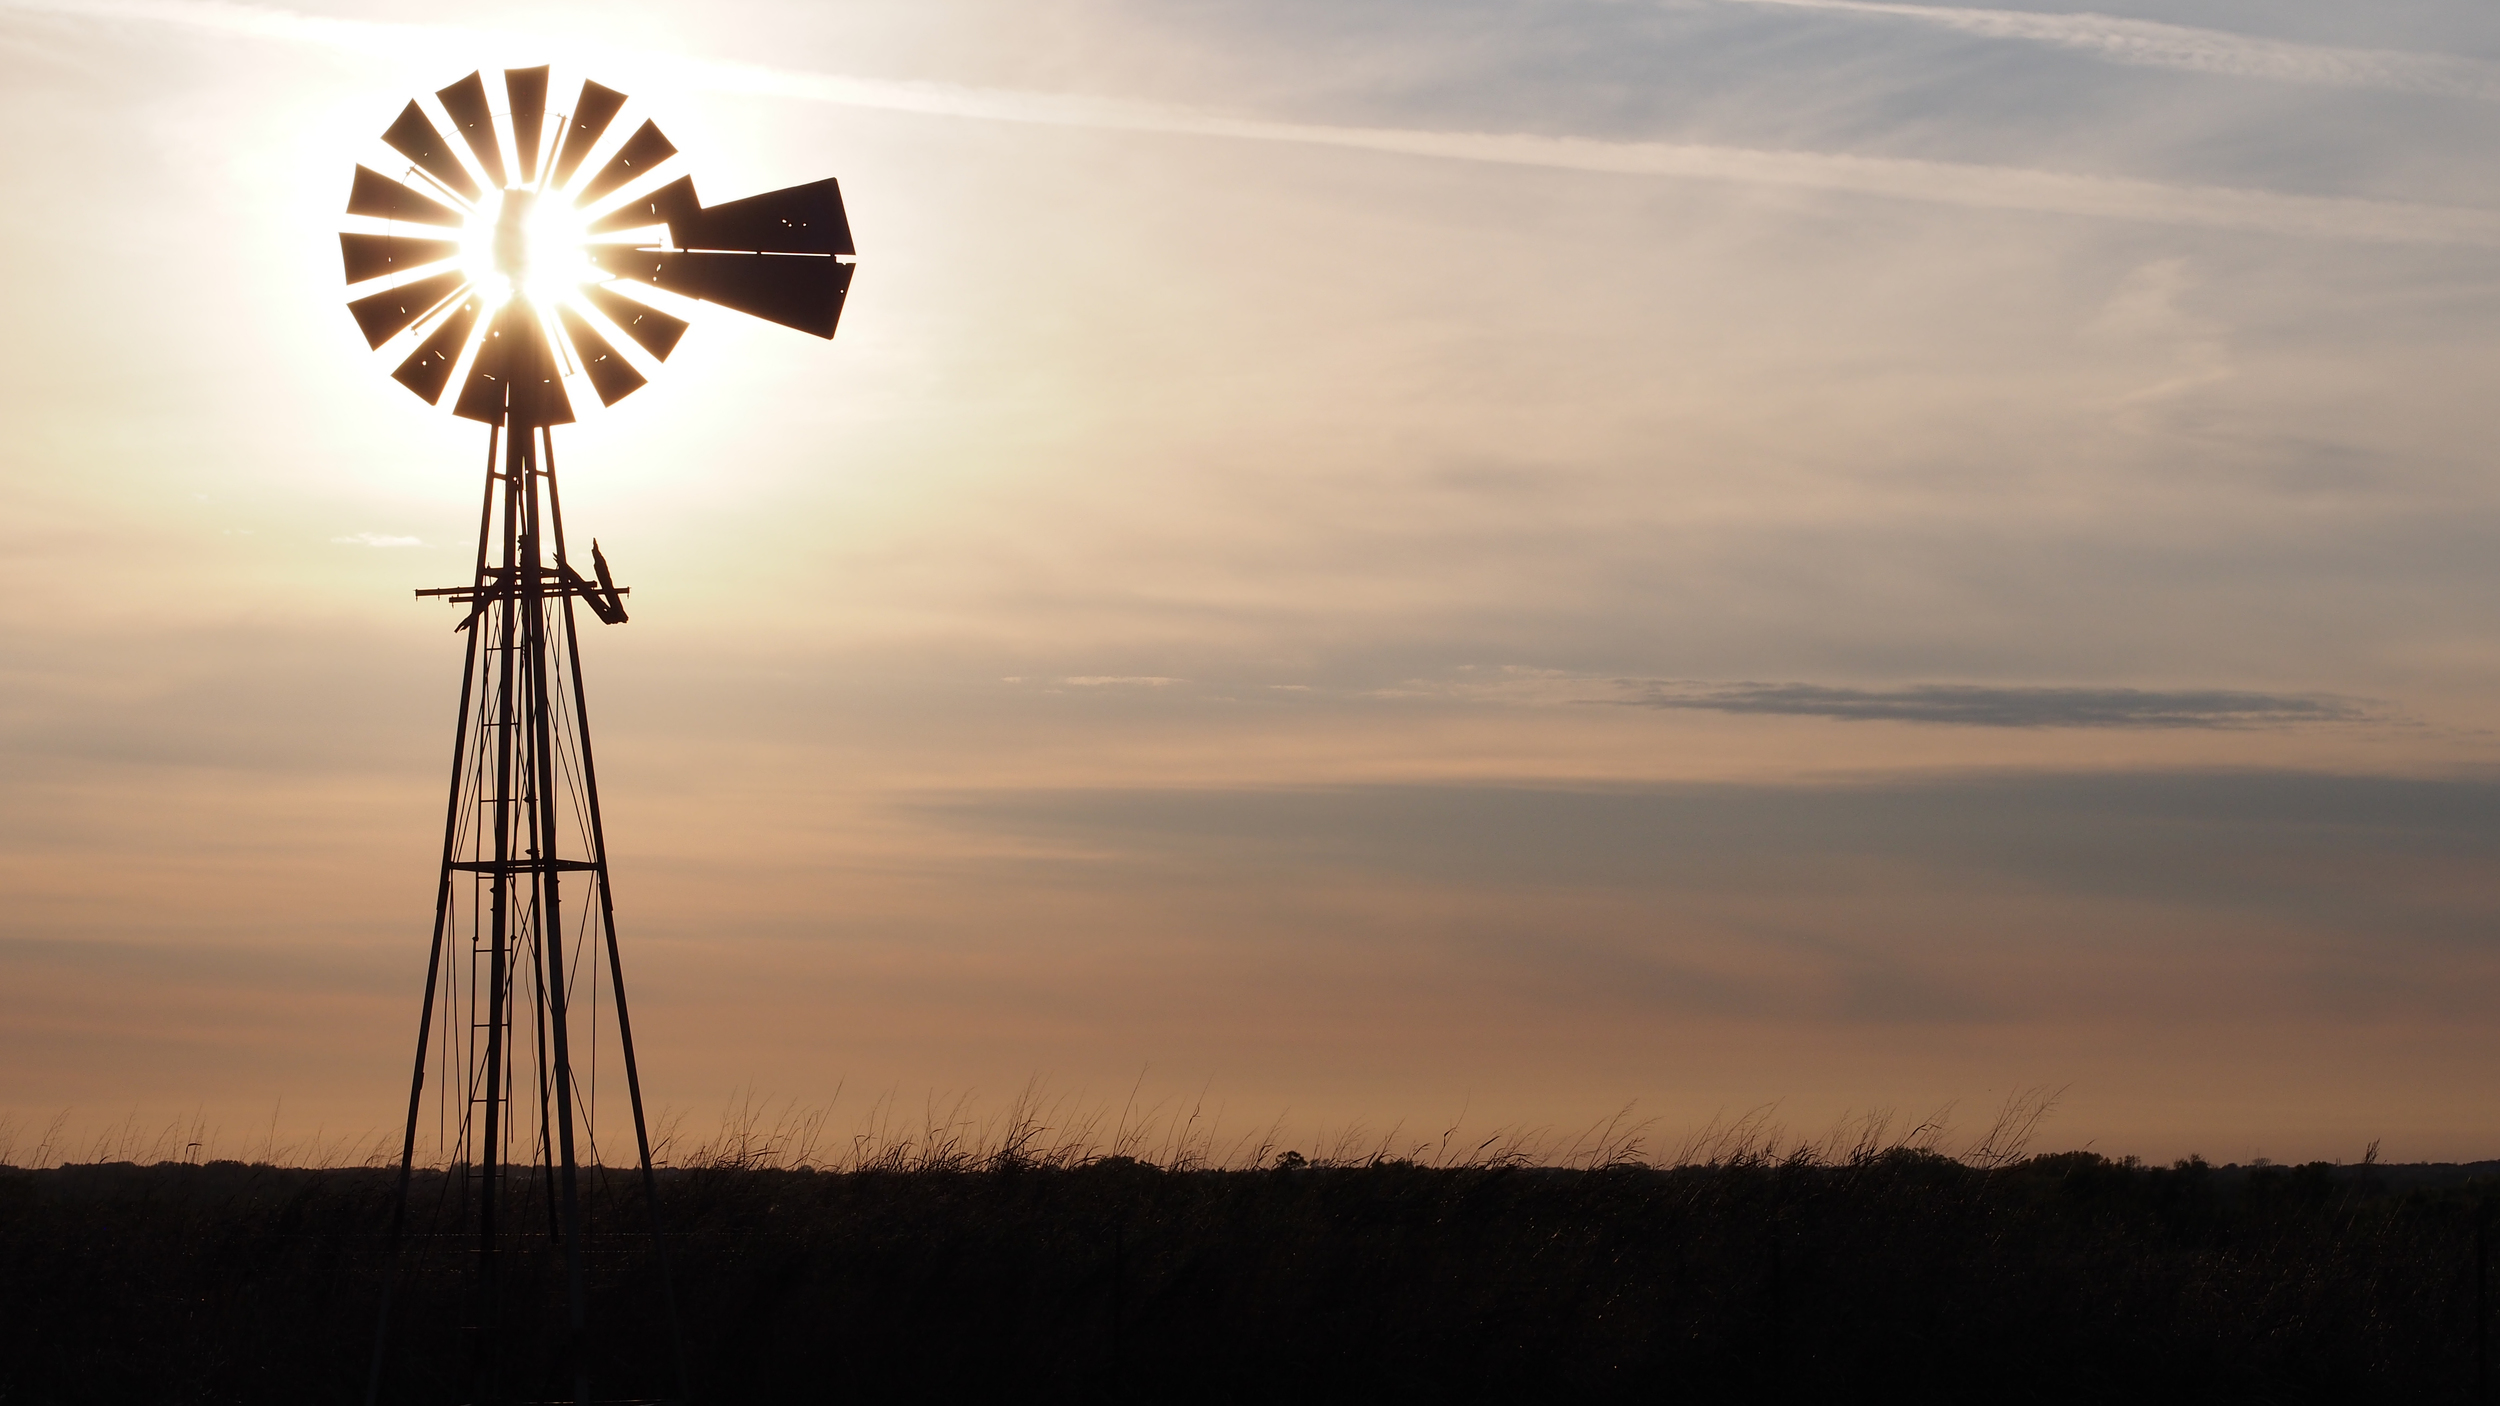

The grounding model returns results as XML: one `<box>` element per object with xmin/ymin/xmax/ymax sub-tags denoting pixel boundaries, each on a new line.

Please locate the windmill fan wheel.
<box><xmin>340</xmin><ymin>66</ymin><xmax>857</xmax><ymax>427</ymax></box>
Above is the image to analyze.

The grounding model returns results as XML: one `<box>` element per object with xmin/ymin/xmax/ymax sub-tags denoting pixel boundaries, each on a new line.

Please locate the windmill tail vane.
<box><xmin>349</xmin><ymin>66</ymin><xmax>853</xmax><ymax>1406</ymax></box>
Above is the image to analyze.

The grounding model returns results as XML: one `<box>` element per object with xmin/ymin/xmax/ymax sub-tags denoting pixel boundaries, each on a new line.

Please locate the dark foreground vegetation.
<box><xmin>5</xmin><ymin>1151</ymin><xmax>2500</xmax><ymax>1403</ymax></box>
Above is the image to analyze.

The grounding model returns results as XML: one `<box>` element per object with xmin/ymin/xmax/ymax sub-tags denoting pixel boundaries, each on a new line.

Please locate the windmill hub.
<box><xmin>461</xmin><ymin>188</ymin><xmax>592</xmax><ymax>311</ymax></box>
<box><xmin>492</xmin><ymin>188</ymin><xmax>536</xmax><ymax>281</ymax></box>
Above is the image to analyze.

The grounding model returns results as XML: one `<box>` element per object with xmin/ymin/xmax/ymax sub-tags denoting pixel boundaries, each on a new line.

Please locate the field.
<box><xmin>4</xmin><ymin>1131</ymin><xmax>2498</xmax><ymax>1404</ymax></box>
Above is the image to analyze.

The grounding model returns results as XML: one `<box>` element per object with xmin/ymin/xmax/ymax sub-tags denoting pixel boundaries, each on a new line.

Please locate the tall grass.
<box><xmin>2</xmin><ymin>1080</ymin><xmax>2491</xmax><ymax>1405</ymax></box>
<box><xmin>0</xmin><ymin>1107</ymin><xmax>400</xmax><ymax>1171</ymax></box>
<box><xmin>0</xmin><ymin>1083</ymin><xmax>2079</xmax><ymax>1175</ymax></box>
<box><xmin>654</xmin><ymin>1080</ymin><xmax>2065</xmax><ymax>1174</ymax></box>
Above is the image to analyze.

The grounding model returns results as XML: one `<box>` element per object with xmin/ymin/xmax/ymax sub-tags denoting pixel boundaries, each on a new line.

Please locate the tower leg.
<box><xmin>366</xmin><ymin>423</ymin><xmax>499</xmax><ymax>1406</ymax></box>
<box><xmin>546</xmin><ymin>433</ymin><xmax>692</xmax><ymax>1402</ymax></box>
<box><xmin>520</xmin><ymin>426</ymin><xmax>593</xmax><ymax>1405</ymax></box>
<box><xmin>475</xmin><ymin>419</ymin><xmax>527</xmax><ymax>1404</ymax></box>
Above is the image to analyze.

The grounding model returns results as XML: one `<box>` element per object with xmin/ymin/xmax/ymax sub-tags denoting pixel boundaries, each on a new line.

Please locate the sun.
<box><xmin>459</xmin><ymin>187</ymin><xmax>598</xmax><ymax>312</ymax></box>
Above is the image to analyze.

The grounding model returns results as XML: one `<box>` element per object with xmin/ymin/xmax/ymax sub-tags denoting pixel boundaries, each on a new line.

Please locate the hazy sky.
<box><xmin>3</xmin><ymin>0</ymin><xmax>2498</xmax><ymax>1165</ymax></box>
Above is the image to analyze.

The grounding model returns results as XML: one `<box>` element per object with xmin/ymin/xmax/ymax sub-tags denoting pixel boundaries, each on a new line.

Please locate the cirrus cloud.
<box><xmin>1616</xmin><ymin>682</ymin><xmax>2375</xmax><ymax>729</ymax></box>
<box><xmin>1722</xmin><ymin>0</ymin><xmax>2500</xmax><ymax>100</ymax></box>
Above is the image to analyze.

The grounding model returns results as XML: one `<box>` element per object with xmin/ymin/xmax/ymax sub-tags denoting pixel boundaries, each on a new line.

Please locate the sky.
<box><xmin>2</xmin><ymin>0</ymin><xmax>2498</xmax><ymax>1166</ymax></box>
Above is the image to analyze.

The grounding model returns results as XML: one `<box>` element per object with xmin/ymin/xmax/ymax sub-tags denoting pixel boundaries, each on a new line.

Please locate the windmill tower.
<box><xmin>341</xmin><ymin>67</ymin><xmax>855</xmax><ymax>1405</ymax></box>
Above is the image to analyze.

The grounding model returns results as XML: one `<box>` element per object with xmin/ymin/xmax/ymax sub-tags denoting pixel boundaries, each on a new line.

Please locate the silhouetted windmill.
<box><xmin>346</xmin><ymin>66</ymin><xmax>854</xmax><ymax>1405</ymax></box>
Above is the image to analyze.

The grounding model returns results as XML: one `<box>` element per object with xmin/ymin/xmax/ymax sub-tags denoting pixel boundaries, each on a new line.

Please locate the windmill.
<box><xmin>345</xmin><ymin>67</ymin><xmax>854</xmax><ymax>1405</ymax></box>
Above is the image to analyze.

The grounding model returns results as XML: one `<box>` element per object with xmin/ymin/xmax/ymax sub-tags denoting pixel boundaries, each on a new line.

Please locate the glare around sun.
<box><xmin>459</xmin><ymin>188</ymin><xmax>598</xmax><ymax>311</ymax></box>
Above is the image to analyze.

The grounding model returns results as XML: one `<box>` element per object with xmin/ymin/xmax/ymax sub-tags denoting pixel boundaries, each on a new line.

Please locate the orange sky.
<box><xmin>3</xmin><ymin>0</ymin><xmax>2499</xmax><ymax>1166</ymax></box>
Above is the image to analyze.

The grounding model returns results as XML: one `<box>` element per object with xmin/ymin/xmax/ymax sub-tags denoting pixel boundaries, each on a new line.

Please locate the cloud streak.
<box><xmin>1725</xmin><ymin>0</ymin><xmax>2500</xmax><ymax>100</ymax></box>
<box><xmin>919</xmin><ymin>770</ymin><xmax>2500</xmax><ymax>940</ymax></box>
<box><xmin>1617</xmin><ymin>682</ymin><xmax>2373</xmax><ymax>729</ymax></box>
<box><xmin>9</xmin><ymin>0</ymin><xmax>2500</xmax><ymax>244</ymax></box>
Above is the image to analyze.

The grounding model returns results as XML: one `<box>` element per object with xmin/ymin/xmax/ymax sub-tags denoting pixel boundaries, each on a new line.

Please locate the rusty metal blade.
<box><xmin>505</xmin><ymin>66</ymin><xmax>549</xmax><ymax>185</ymax></box>
<box><xmin>454</xmin><ymin>301</ymin><xmax>576</xmax><ymax>426</ymax></box>
<box><xmin>574</xmin><ymin>120</ymin><xmax>677</xmax><ymax>208</ymax></box>
<box><xmin>341</xmin><ymin>232</ymin><xmax>461</xmax><ymax>285</ymax></box>
<box><xmin>380</xmin><ymin>101</ymin><xmax>480</xmax><ymax>203</ymax></box>
<box><xmin>347</xmin><ymin>166</ymin><xmax>464</xmax><ymax>227</ymax></box>
<box><xmin>579</xmin><ymin>283</ymin><xmax>689</xmax><ymax>361</ymax></box>
<box><xmin>556</xmin><ymin>304</ymin><xmax>648</xmax><ymax>407</ymax></box>
<box><xmin>391</xmin><ymin>296</ymin><xmax>484</xmax><ymax>403</ymax></box>
<box><xmin>435</xmin><ymin>71</ymin><xmax>506</xmax><ymax>189</ymax></box>
<box><xmin>348</xmin><ymin>269</ymin><xmax>470</xmax><ymax>348</ymax></box>
<box><xmin>586</xmin><ymin>175</ymin><xmax>696</xmax><ymax>236</ymax></box>
<box><xmin>550</xmin><ymin>80</ymin><xmax>627</xmax><ymax>190</ymax></box>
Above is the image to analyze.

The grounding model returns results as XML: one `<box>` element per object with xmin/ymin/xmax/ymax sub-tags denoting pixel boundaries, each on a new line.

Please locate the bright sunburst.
<box><xmin>459</xmin><ymin>187</ymin><xmax>599</xmax><ymax>312</ymax></box>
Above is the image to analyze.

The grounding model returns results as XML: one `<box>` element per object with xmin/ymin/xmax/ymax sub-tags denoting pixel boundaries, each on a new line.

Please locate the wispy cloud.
<box><xmin>1060</xmin><ymin>676</ymin><xmax>1183</xmax><ymax>688</ymax></box>
<box><xmin>9</xmin><ymin>0</ymin><xmax>2500</xmax><ymax>244</ymax></box>
<box><xmin>657</xmin><ymin>54</ymin><xmax>2500</xmax><ymax>247</ymax></box>
<box><xmin>1724</xmin><ymin>0</ymin><xmax>2500</xmax><ymax>100</ymax></box>
<box><xmin>1617</xmin><ymin>682</ymin><xmax>2373</xmax><ymax>729</ymax></box>
<box><xmin>330</xmin><ymin>532</ymin><xmax>421</xmax><ymax>548</ymax></box>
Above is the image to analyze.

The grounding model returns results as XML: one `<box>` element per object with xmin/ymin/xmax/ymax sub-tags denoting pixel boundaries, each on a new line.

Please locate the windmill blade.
<box><xmin>680</xmin><ymin>177</ymin><xmax>854</xmax><ymax>255</ymax></box>
<box><xmin>587</xmin><ymin>175</ymin><xmax>695</xmax><ymax>237</ymax></box>
<box><xmin>580</xmin><ymin>283</ymin><xmax>689</xmax><ymax>361</ymax></box>
<box><xmin>589</xmin><ymin>249</ymin><xmax>854</xmax><ymax>339</ymax></box>
<box><xmin>381</xmin><ymin>101</ymin><xmax>481</xmax><ymax>203</ymax></box>
<box><xmin>454</xmin><ymin>301</ymin><xmax>575</xmax><ymax>426</ymax></box>
<box><xmin>340</xmin><ymin>232</ymin><xmax>460</xmax><ymax>285</ymax></box>
<box><xmin>556</xmin><ymin>304</ymin><xmax>649</xmax><ymax>407</ymax></box>
<box><xmin>551</xmin><ymin>80</ymin><xmax>628</xmax><ymax>190</ymax></box>
<box><xmin>392</xmin><ymin>296</ymin><xmax>485</xmax><ymax>404</ymax></box>
<box><xmin>348</xmin><ymin>269</ymin><xmax>470</xmax><ymax>348</ymax></box>
<box><xmin>435</xmin><ymin>72</ymin><xmax>507</xmax><ymax>190</ymax></box>
<box><xmin>347</xmin><ymin>166</ymin><xmax>464</xmax><ymax>227</ymax></box>
<box><xmin>505</xmin><ymin>66</ymin><xmax>549</xmax><ymax>185</ymax></box>
<box><xmin>575</xmin><ymin>120</ymin><xmax>678</xmax><ymax>208</ymax></box>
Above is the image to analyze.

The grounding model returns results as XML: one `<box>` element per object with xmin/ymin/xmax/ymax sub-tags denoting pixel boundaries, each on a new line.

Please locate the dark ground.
<box><xmin>4</xmin><ymin>1151</ymin><xmax>2499</xmax><ymax>1404</ymax></box>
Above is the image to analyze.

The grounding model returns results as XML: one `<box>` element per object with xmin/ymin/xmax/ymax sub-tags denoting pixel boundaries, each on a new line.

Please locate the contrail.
<box><xmin>11</xmin><ymin>0</ymin><xmax>2500</xmax><ymax>245</ymax></box>
<box><xmin>1723</xmin><ymin>0</ymin><xmax>2500</xmax><ymax>100</ymax></box>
